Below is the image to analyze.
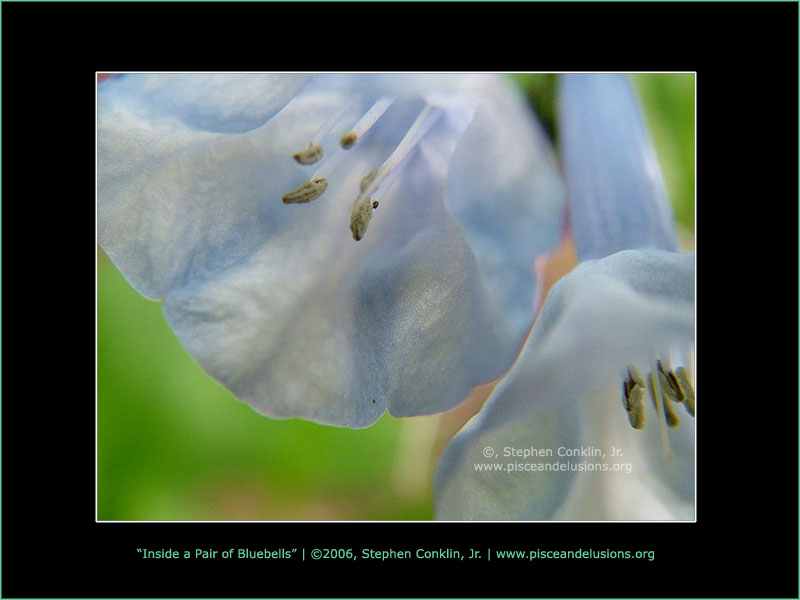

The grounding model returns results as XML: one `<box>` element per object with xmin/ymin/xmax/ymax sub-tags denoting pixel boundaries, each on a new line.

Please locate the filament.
<box><xmin>340</xmin><ymin>96</ymin><xmax>395</xmax><ymax>149</ymax></box>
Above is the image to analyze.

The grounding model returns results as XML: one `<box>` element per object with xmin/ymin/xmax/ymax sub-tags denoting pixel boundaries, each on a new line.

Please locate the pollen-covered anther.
<box><xmin>340</xmin><ymin>96</ymin><xmax>394</xmax><ymax>151</ymax></box>
<box><xmin>340</xmin><ymin>131</ymin><xmax>358</xmax><ymax>149</ymax></box>
<box><xmin>621</xmin><ymin>362</ymin><xmax>694</xmax><ymax>431</ymax></box>
<box><xmin>293</xmin><ymin>142</ymin><xmax>324</xmax><ymax>165</ymax></box>
<box><xmin>657</xmin><ymin>360</ymin><xmax>689</xmax><ymax>424</ymax></box>
<box><xmin>293</xmin><ymin>95</ymin><xmax>361</xmax><ymax>164</ymax></box>
<box><xmin>674</xmin><ymin>367</ymin><xmax>695</xmax><ymax>416</ymax></box>
<box><xmin>350</xmin><ymin>198</ymin><xmax>373</xmax><ymax>241</ymax></box>
<box><xmin>350</xmin><ymin>167</ymin><xmax>381</xmax><ymax>240</ymax></box>
<box><xmin>622</xmin><ymin>366</ymin><xmax>646</xmax><ymax>429</ymax></box>
<box><xmin>282</xmin><ymin>177</ymin><xmax>328</xmax><ymax>204</ymax></box>
<box><xmin>651</xmin><ymin>370</ymin><xmax>681</xmax><ymax>428</ymax></box>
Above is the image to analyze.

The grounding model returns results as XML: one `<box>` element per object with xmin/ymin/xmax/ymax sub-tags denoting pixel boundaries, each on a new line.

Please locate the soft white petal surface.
<box><xmin>98</xmin><ymin>74</ymin><xmax>565</xmax><ymax>427</ymax></box>
<box><xmin>435</xmin><ymin>249</ymin><xmax>695</xmax><ymax>519</ymax></box>
<box><xmin>100</xmin><ymin>74</ymin><xmax>310</xmax><ymax>133</ymax></box>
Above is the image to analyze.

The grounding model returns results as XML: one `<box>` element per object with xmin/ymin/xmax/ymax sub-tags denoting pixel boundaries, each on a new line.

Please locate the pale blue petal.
<box><xmin>446</xmin><ymin>76</ymin><xmax>566</xmax><ymax>338</ymax></box>
<box><xmin>99</xmin><ymin>74</ymin><xmax>310</xmax><ymax>133</ymax></box>
<box><xmin>98</xmin><ymin>74</ymin><xmax>565</xmax><ymax>428</ymax></box>
<box><xmin>559</xmin><ymin>74</ymin><xmax>678</xmax><ymax>261</ymax></box>
<box><xmin>435</xmin><ymin>249</ymin><xmax>695</xmax><ymax>520</ymax></box>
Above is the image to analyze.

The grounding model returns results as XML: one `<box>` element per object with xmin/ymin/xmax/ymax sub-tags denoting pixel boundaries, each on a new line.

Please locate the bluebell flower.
<box><xmin>434</xmin><ymin>74</ymin><xmax>695</xmax><ymax>520</ymax></box>
<box><xmin>97</xmin><ymin>74</ymin><xmax>565</xmax><ymax>428</ymax></box>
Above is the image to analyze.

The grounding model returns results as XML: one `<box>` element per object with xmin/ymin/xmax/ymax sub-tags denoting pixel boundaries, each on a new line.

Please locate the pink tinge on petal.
<box><xmin>532</xmin><ymin>224</ymin><xmax>578</xmax><ymax>321</ymax></box>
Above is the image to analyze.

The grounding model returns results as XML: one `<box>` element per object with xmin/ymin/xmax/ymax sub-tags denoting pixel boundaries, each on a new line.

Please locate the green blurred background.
<box><xmin>97</xmin><ymin>73</ymin><xmax>695</xmax><ymax>521</ymax></box>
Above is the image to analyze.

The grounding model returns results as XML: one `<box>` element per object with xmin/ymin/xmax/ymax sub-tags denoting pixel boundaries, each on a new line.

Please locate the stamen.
<box><xmin>648</xmin><ymin>368</ymin><xmax>672</xmax><ymax>460</ymax></box>
<box><xmin>663</xmin><ymin>369</ymin><xmax>686</xmax><ymax>403</ymax></box>
<box><xmin>293</xmin><ymin>95</ymin><xmax>360</xmax><ymax>165</ymax></box>
<box><xmin>282</xmin><ymin>177</ymin><xmax>328</xmax><ymax>204</ymax></box>
<box><xmin>658</xmin><ymin>375</ymin><xmax>682</xmax><ymax>428</ymax></box>
<box><xmin>622</xmin><ymin>366</ymin><xmax>646</xmax><ymax>429</ymax></box>
<box><xmin>349</xmin><ymin>104</ymin><xmax>441</xmax><ymax>241</ymax></box>
<box><xmin>674</xmin><ymin>367</ymin><xmax>695</xmax><ymax>416</ymax></box>
<box><xmin>340</xmin><ymin>96</ymin><xmax>394</xmax><ymax>150</ymax></box>
<box><xmin>293</xmin><ymin>142</ymin><xmax>323</xmax><ymax>165</ymax></box>
<box><xmin>282</xmin><ymin>136</ymin><xmax>352</xmax><ymax>204</ymax></box>
<box><xmin>655</xmin><ymin>361</ymin><xmax>681</xmax><ymax>428</ymax></box>
<box><xmin>339</xmin><ymin>132</ymin><xmax>358</xmax><ymax>150</ymax></box>
<box><xmin>350</xmin><ymin>200</ymin><xmax>373</xmax><ymax>241</ymax></box>
<box><xmin>622</xmin><ymin>358</ymin><xmax>694</xmax><ymax>462</ymax></box>
<box><xmin>657</xmin><ymin>361</ymin><xmax>686</xmax><ymax>414</ymax></box>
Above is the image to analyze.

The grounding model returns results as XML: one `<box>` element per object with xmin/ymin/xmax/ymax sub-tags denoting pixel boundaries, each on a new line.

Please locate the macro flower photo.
<box><xmin>97</xmin><ymin>72</ymin><xmax>695</xmax><ymax>521</ymax></box>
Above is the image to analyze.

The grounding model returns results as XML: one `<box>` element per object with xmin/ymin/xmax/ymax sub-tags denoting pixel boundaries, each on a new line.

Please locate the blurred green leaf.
<box><xmin>97</xmin><ymin>250</ymin><xmax>433</xmax><ymax>520</ymax></box>
<box><xmin>631</xmin><ymin>73</ymin><xmax>695</xmax><ymax>232</ymax></box>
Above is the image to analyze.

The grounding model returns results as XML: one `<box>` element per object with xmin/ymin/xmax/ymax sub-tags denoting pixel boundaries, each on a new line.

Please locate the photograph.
<box><xmin>97</xmin><ymin>72</ymin><xmax>696</xmax><ymax>523</ymax></box>
<box><xmin>2</xmin><ymin>1</ymin><xmax>798</xmax><ymax>597</ymax></box>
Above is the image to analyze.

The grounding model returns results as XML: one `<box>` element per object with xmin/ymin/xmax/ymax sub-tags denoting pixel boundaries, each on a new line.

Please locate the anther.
<box><xmin>340</xmin><ymin>96</ymin><xmax>394</xmax><ymax>150</ymax></box>
<box><xmin>350</xmin><ymin>200</ymin><xmax>373</xmax><ymax>241</ymax></box>
<box><xmin>293</xmin><ymin>142</ymin><xmax>323</xmax><ymax>165</ymax></box>
<box><xmin>674</xmin><ymin>366</ymin><xmax>695</xmax><ymax>416</ymax></box>
<box><xmin>622</xmin><ymin>361</ymin><xmax>695</xmax><ymax>431</ymax></box>
<box><xmin>622</xmin><ymin>359</ymin><xmax>695</xmax><ymax>462</ymax></box>
<box><xmin>657</xmin><ymin>360</ymin><xmax>695</xmax><ymax>417</ymax></box>
<box><xmin>653</xmin><ymin>361</ymin><xmax>681</xmax><ymax>427</ymax></box>
<box><xmin>282</xmin><ymin>177</ymin><xmax>328</xmax><ymax>204</ymax></box>
<box><xmin>293</xmin><ymin>95</ymin><xmax>360</xmax><ymax>165</ymax></box>
<box><xmin>340</xmin><ymin>131</ymin><xmax>358</xmax><ymax>150</ymax></box>
<box><xmin>657</xmin><ymin>374</ymin><xmax>681</xmax><ymax>427</ymax></box>
<box><xmin>622</xmin><ymin>366</ymin><xmax>646</xmax><ymax>430</ymax></box>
